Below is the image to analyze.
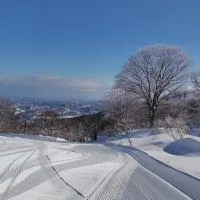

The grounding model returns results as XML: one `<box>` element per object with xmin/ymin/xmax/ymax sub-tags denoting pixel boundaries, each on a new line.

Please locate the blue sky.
<box><xmin>0</xmin><ymin>0</ymin><xmax>200</xmax><ymax>99</ymax></box>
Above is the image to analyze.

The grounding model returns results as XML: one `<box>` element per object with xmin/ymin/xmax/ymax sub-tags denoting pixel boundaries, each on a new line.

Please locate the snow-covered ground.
<box><xmin>0</xmin><ymin>134</ymin><xmax>124</xmax><ymax>200</ymax></box>
<box><xmin>0</xmin><ymin>133</ymin><xmax>199</xmax><ymax>199</ymax></box>
<box><xmin>110</xmin><ymin>128</ymin><xmax>200</xmax><ymax>179</ymax></box>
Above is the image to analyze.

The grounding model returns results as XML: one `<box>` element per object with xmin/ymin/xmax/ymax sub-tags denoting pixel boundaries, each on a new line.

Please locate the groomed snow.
<box><xmin>0</xmin><ymin>134</ymin><xmax>124</xmax><ymax>200</ymax></box>
<box><xmin>110</xmin><ymin>128</ymin><xmax>200</xmax><ymax>179</ymax></box>
<box><xmin>0</xmin><ymin>132</ymin><xmax>67</xmax><ymax>143</ymax></box>
<box><xmin>0</xmin><ymin>132</ymin><xmax>199</xmax><ymax>199</ymax></box>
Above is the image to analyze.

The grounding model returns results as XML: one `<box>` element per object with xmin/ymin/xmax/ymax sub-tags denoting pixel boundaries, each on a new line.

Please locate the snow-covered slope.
<box><xmin>110</xmin><ymin>129</ymin><xmax>200</xmax><ymax>179</ymax></box>
<box><xmin>1</xmin><ymin>133</ymin><xmax>198</xmax><ymax>200</ymax></box>
<box><xmin>0</xmin><ymin>134</ymin><xmax>125</xmax><ymax>200</ymax></box>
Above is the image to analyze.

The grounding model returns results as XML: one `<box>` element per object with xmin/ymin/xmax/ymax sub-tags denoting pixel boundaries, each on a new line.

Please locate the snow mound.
<box><xmin>164</xmin><ymin>138</ymin><xmax>200</xmax><ymax>155</ymax></box>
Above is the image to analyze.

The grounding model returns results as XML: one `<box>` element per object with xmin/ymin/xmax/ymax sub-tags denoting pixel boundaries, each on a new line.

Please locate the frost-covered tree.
<box><xmin>0</xmin><ymin>98</ymin><xmax>19</xmax><ymax>132</ymax></box>
<box><xmin>39</xmin><ymin>110</ymin><xmax>59</xmax><ymax>136</ymax></box>
<box><xmin>191</xmin><ymin>71</ymin><xmax>200</xmax><ymax>92</ymax></box>
<box><xmin>104</xmin><ymin>88</ymin><xmax>136</xmax><ymax>145</ymax></box>
<box><xmin>158</xmin><ymin>105</ymin><xmax>190</xmax><ymax>140</ymax></box>
<box><xmin>116</xmin><ymin>45</ymin><xmax>190</xmax><ymax>127</ymax></box>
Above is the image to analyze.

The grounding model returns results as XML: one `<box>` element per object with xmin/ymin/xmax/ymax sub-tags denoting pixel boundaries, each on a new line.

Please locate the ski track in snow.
<box><xmin>0</xmin><ymin>135</ymin><xmax>199</xmax><ymax>200</ymax></box>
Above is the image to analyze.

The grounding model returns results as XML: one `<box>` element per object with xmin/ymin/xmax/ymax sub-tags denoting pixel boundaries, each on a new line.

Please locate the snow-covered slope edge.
<box><xmin>109</xmin><ymin>129</ymin><xmax>200</xmax><ymax>179</ymax></box>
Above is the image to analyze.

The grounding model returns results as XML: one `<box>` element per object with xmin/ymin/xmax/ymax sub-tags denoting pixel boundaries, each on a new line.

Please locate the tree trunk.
<box><xmin>126</xmin><ymin>131</ymin><xmax>132</xmax><ymax>146</ymax></box>
<box><xmin>149</xmin><ymin>108</ymin><xmax>156</xmax><ymax>128</ymax></box>
<box><xmin>23</xmin><ymin>121</ymin><xmax>27</xmax><ymax>133</ymax></box>
<box><xmin>93</xmin><ymin>131</ymin><xmax>97</xmax><ymax>141</ymax></box>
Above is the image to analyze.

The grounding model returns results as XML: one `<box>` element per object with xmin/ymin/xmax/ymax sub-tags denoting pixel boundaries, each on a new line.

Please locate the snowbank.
<box><xmin>164</xmin><ymin>138</ymin><xmax>200</xmax><ymax>155</ymax></box>
<box><xmin>0</xmin><ymin>133</ymin><xmax>67</xmax><ymax>143</ymax></box>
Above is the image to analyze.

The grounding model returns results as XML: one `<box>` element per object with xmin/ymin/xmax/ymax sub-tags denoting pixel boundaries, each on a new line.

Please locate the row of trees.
<box><xmin>24</xmin><ymin>111</ymin><xmax>102</xmax><ymax>142</ymax></box>
<box><xmin>104</xmin><ymin>44</ymin><xmax>200</xmax><ymax>139</ymax></box>
<box><xmin>0</xmin><ymin>100</ymin><xmax>102</xmax><ymax>142</ymax></box>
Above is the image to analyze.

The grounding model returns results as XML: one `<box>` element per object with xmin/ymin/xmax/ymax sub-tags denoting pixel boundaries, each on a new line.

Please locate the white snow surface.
<box><xmin>111</xmin><ymin>128</ymin><xmax>200</xmax><ymax>179</ymax></box>
<box><xmin>0</xmin><ymin>134</ymin><xmax>126</xmax><ymax>200</ymax></box>
<box><xmin>0</xmin><ymin>132</ymin><xmax>67</xmax><ymax>142</ymax></box>
<box><xmin>0</xmin><ymin>132</ymin><xmax>199</xmax><ymax>200</ymax></box>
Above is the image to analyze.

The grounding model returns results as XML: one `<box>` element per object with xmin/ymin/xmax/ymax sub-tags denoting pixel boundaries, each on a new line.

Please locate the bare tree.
<box><xmin>104</xmin><ymin>88</ymin><xmax>136</xmax><ymax>145</ymax></box>
<box><xmin>39</xmin><ymin>110</ymin><xmax>59</xmax><ymax>136</ymax></box>
<box><xmin>116</xmin><ymin>44</ymin><xmax>190</xmax><ymax>127</ymax></box>
<box><xmin>158</xmin><ymin>107</ymin><xmax>190</xmax><ymax>140</ymax></box>
<box><xmin>0</xmin><ymin>98</ymin><xmax>19</xmax><ymax>132</ymax></box>
<box><xmin>191</xmin><ymin>71</ymin><xmax>200</xmax><ymax>92</ymax></box>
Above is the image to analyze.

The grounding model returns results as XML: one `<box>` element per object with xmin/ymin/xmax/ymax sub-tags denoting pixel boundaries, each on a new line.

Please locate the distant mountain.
<box><xmin>12</xmin><ymin>98</ymin><xmax>103</xmax><ymax>120</ymax></box>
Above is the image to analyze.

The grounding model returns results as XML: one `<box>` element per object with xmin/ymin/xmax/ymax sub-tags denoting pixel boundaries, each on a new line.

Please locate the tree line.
<box><xmin>0</xmin><ymin>102</ymin><xmax>103</xmax><ymax>142</ymax></box>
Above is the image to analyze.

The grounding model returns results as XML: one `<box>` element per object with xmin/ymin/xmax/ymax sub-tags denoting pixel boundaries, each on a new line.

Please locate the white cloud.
<box><xmin>0</xmin><ymin>75</ymin><xmax>112</xmax><ymax>100</ymax></box>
